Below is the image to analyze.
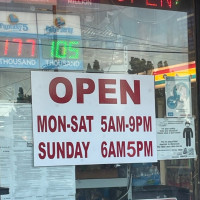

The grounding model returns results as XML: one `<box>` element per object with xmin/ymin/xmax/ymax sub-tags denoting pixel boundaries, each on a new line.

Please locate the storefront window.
<box><xmin>0</xmin><ymin>0</ymin><xmax>198</xmax><ymax>199</ymax></box>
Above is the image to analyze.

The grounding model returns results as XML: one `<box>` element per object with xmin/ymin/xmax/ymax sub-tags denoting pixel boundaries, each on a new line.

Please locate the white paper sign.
<box><xmin>31</xmin><ymin>72</ymin><xmax>157</xmax><ymax>166</ymax></box>
<box><xmin>165</xmin><ymin>76</ymin><xmax>192</xmax><ymax>118</ymax></box>
<box><xmin>157</xmin><ymin>118</ymin><xmax>196</xmax><ymax>160</ymax></box>
<box><xmin>0</xmin><ymin>104</ymin><xmax>75</xmax><ymax>200</ymax></box>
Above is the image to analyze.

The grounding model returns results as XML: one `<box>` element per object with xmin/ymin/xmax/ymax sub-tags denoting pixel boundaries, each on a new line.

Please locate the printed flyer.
<box><xmin>157</xmin><ymin>118</ymin><xmax>196</xmax><ymax>160</ymax></box>
<box><xmin>165</xmin><ymin>76</ymin><xmax>192</xmax><ymax>118</ymax></box>
<box><xmin>0</xmin><ymin>104</ymin><xmax>75</xmax><ymax>200</ymax></box>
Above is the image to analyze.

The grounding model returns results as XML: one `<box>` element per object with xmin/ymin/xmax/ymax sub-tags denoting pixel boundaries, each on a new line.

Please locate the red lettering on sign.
<box><xmin>38</xmin><ymin>142</ymin><xmax>90</xmax><ymax>159</ymax></box>
<box><xmin>120</xmin><ymin>80</ymin><xmax>140</xmax><ymax>104</ymax></box>
<box><xmin>48</xmin><ymin>115</ymin><xmax>57</xmax><ymax>132</ymax></box>
<box><xmin>47</xmin><ymin>142</ymin><xmax>55</xmax><ymax>159</ymax></box>
<box><xmin>136</xmin><ymin>116</ymin><xmax>142</xmax><ymax>132</ymax></box>
<box><xmin>37</xmin><ymin>115</ymin><xmax>67</xmax><ymax>133</ymax></box>
<box><xmin>37</xmin><ymin>115</ymin><xmax>47</xmax><ymax>132</ymax></box>
<box><xmin>101</xmin><ymin>141</ymin><xmax>107</xmax><ymax>158</ymax></box>
<box><xmin>49</xmin><ymin>77</ymin><xmax>73</xmax><ymax>103</ymax></box>
<box><xmin>79</xmin><ymin>116</ymin><xmax>87</xmax><ymax>132</ymax></box>
<box><xmin>87</xmin><ymin>116</ymin><xmax>94</xmax><ymax>132</ymax></box>
<box><xmin>38</xmin><ymin>142</ymin><xmax>46</xmax><ymax>159</ymax></box>
<box><xmin>101</xmin><ymin>116</ymin><xmax>151</xmax><ymax>132</ymax></box>
<box><xmin>67</xmin><ymin>142</ymin><xmax>74</xmax><ymax>158</ymax></box>
<box><xmin>129</xmin><ymin>116</ymin><xmax>135</xmax><ymax>132</ymax></box>
<box><xmin>108</xmin><ymin>116</ymin><xmax>116</xmax><ymax>132</ymax></box>
<box><xmin>101</xmin><ymin>141</ymin><xmax>153</xmax><ymax>158</ymax></box>
<box><xmin>144</xmin><ymin>116</ymin><xmax>152</xmax><ymax>132</ymax></box>
<box><xmin>146</xmin><ymin>0</ymin><xmax>157</xmax><ymax>6</ymax></box>
<box><xmin>82</xmin><ymin>142</ymin><xmax>90</xmax><ymax>158</ymax></box>
<box><xmin>144</xmin><ymin>141</ymin><xmax>153</xmax><ymax>156</ymax></box>
<box><xmin>108</xmin><ymin>142</ymin><xmax>116</xmax><ymax>157</ymax></box>
<box><xmin>127</xmin><ymin>141</ymin><xmax>136</xmax><ymax>157</ymax></box>
<box><xmin>116</xmin><ymin>141</ymin><xmax>125</xmax><ymax>157</ymax></box>
<box><xmin>37</xmin><ymin>115</ymin><xmax>94</xmax><ymax>133</ymax></box>
<box><xmin>137</xmin><ymin>141</ymin><xmax>143</xmax><ymax>157</ymax></box>
<box><xmin>99</xmin><ymin>79</ymin><xmax>117</xmax><ymax>104</ymax></box>
<box><xmin>71</xmin><ymin>115</ymin><xmax>94</xmax><ymax>132</ymax></box>
<box><xmin>76</xmin><ymin>78</ymin><xmax>95</xmax><ymax>103</ymax></box>
<box><xmin>71</xmin><ymin>115</ymin><xmax>78</xmax><ymax>132</ymax></box>
<box><xmin>49</xmin><ymin>77</ymin><xmax>141</xmax><ymax>105</ymax></box>
<box><xmin>101</xmin><ymin>116</ymin><xmax>107</xmax><ymax>132</ymax></box>
<box><xmin>74</xmin><ymin>142</ymin><xmax>83</xmax><ymax>158</ymax></box>
<box><xmin>161</xmin><ymin>0</ymin><xmax>172</xmax><ymax>8</ymax></box>
<box><xmin>57</xmin><ymin>142</ymin><xmax>65</xmax><ymax>158</ymax></box>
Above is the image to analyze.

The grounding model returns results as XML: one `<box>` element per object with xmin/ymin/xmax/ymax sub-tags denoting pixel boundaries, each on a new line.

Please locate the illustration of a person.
<box><xmin>178</xmin><ymin>84</ymin><xmax>190</xmax><ymax>110</ymax></box>
<box><xmin>183</xmin><ymin>121</ymin><xmax>193</xmax><ymax>147</ymax></box>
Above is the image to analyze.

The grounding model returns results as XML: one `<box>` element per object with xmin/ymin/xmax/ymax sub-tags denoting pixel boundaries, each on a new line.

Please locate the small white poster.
<box><xmin>0</xmin><ymin>104</ymin><xmax>75</xmax><ymax>200</ymax></box>
<box><xmin>165</xmin><ymin>76</ymin><xmax>192</xmax><ymax>118</ymax></box>
<box><xmin>157</xmin><ymin>118</ymin><xmax>196</xmax><ymax>160</ymax></box>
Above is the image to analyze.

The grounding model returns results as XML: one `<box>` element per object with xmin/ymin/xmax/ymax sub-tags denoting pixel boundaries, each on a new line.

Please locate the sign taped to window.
<box><xmin>165</xmin><ymin>76</ymin><xmax>192</xmax><ymax>118</ymax></box>
<box><xmin>31</xmin><ymin>72</ymin><xmax>157</xmax><ymax>166</ymax></box>
<box><xmin>157</xmin><ymin>118</ymin><xmax>196</xmax><ymax>160</ymax></box>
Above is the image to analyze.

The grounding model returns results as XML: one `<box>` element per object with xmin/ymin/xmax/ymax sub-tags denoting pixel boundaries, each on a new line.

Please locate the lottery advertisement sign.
<box><xmin>37</xmin><ymin>14</ymin><xmax>83</xmax><ymax>70</ymax></box>
<box><xmin>0</xmin><ymin>11</ymin><xmax>39</xmax><ymax>68</ymax></box>
<box><xmin>0</xmin><ymin>12</ymin><xmax>83</xmax><ymax>70</ymax></box>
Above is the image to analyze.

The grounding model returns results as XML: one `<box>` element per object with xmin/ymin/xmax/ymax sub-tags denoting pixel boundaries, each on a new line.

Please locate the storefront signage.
<box><xmin>1</xmin><ymin>0</ymin><xmax>190</xmax><ymax>11</ymax></box>
<box><xmin>152</xmin><ymin>61</ymin><xmax>196</xmax><ymax>88</ymax></box>
<box><xmin>100</xmin><ymin>0</ymin><xmax>191</xmax><ymax>11</ymax></box>
<box><xmin>111</xmin><ymin>0</ymin><xmax>173</xmax><ymax>9</ymax></box>
<box><xmin>31</xmin><ymin>72</ymin><xmax>157</xmax><ymax>166</ymax></box>
<box><xmin>0</xmin><ymin>11</ymin><xmax>39</xmax><ymax>69</ymax></box>
<box><xmin>37</xmin><ymin>14</ymin><xmax>83</xmax><ymax>70</ymax></box>
<box><xmin>165</xmin><ymin>76</ymin><xmax>192</xmax><ymax>118</ymax></box>
<box><xmin>0</xmin><ymin>12</ymin><xmax>82</xmax><ymax>70</ymax></box>
<box><xmin>157</xmin><ymin>118</ymin><xmax>196</xmax><ymax>160</ymax></box>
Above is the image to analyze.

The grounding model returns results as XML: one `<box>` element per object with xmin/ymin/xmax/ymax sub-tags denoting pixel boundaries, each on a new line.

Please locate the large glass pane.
<box><xmin>0</xmin><ymin>0</ymin><xmax>197</xmax><ymax>199</ymax></box>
